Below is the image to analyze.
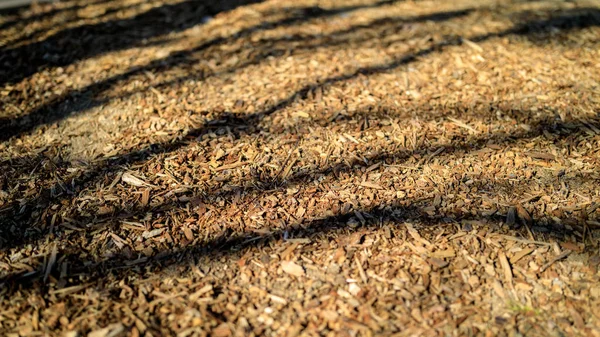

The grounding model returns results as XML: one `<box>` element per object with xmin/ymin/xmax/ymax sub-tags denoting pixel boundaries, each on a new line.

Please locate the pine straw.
<box><xmin>1</xmin><ymin>0</ymin><xmax>599</xmax><ymax>336</ymax></box>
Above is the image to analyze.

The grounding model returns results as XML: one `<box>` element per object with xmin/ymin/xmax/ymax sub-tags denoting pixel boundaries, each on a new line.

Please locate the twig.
<box><xmin>539</xmin><ymin>250</ymin><xmax>571</xmax><ymax>273</ymax></box>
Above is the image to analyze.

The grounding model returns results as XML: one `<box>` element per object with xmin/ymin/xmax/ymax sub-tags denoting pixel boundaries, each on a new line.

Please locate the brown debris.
<box><xmin>281</xmin><ymin>260</ymin><xmax>304</xmax><ymax>277</ymax></box>
<box><xmin>0</xmin><ymin>0</ymin><xmax>599</xmax><ymax>336</ymax></box>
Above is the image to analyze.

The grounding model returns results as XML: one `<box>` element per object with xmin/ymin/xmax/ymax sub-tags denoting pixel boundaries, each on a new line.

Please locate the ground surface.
<box><xmin>1</xmin><ymin>0</ymin><xmax>600</xmax><ymax>336</ymax></box>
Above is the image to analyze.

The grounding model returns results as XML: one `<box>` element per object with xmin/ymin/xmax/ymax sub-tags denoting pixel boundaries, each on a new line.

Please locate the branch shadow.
<box><xmin>1</xmin><ymin>100</ymin><xmax>598</xmax><ymax>290</ymax></box>
<box><xmin>2</xmin><ymin>5</ymin><xmax>600</xmax><ymax>245</ymax></box>
<box><xmin>0</xmin><ymin>1</ymin><xmax>102</xmax><ymax>31</ymax></box>
<box><xmin>2</xmin><ymin>6</ymin><xmax>599</xmax><ymax>143</ymax></box>
<box><xmin>0</xmin><ymin>0</ymin><xmax>409</xmax><ymax>87</ymax></box>
<box><xmin>1</xmin><ymin>0</ymin><xmax>166</xmax><ymax>49</ymax></box>
<box><xmin>0</xmin><ymin>0</ymin><xmax>266</xmax><ymax>85</ymax></box>
<box><xmin>0</xmin><ymin>0</ymin><xmax>415</xmax><ymax>143</ymax></box>
<box><xmin>0</xmin><ymin>2</ymin><xmax>599</xmax><ymax>296</ymax></box>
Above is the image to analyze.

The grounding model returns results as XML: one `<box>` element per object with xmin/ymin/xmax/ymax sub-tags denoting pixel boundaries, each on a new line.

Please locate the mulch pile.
<box><xmin>1</xmin><ymin>0</ymin><xmax>599</xmax><ymax>336</ymax></box>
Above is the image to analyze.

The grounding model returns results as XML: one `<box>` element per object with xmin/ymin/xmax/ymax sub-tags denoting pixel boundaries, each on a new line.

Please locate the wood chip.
<box><xmin>359</xmin><ymin>181</ymin><xmax>384</xmax><ymax>189</ymax></box>
<box><xmin>281</xmin><ymin>261</ymin><xmax>304</xmax><ymax>277</ymax></box>
<box><xmin>447</xmin><ymin>117</ymin><xmax>478</xmax><ymax>133</ymax></box>
<box><xmin>498</xmin><ymin>251</ymin><xmax>513</xmax><ymax>285</ymax></box>
<box><xmin>525</xmin><ymin>151</ymin><xmax>555</xmax><ymax>161</ymax></box>
<box><xmin>44</xmin><ymin>244</ymin><xmax>58</xmax><ymax>283</ymax></box>
<box><xmin>88</xmin><ymin>324</ymin><xmax>125</xmax><ymax>337</ymax></box>
<box><xmin>515</xmin><ymin>204</ymin><xmax>532</xmax><ymax>225</ymax></box>
<box><xmin>122</xmin><ymin>172</ymin><xmax>155</xmax><ymax>187</ymax></box>
<box><xmin>462</xmin><ymin>38</ymin><xmax>483</xmax><ymax>52</ymax></box>
<box><xmin>189</xmin><ymin>285</ymin><xmax>213</xmax><ymax>301</ymax></box>
<box><xmin>1</xmin><ymin>1</ymin><xmax>599</xmax><ymax>334</ymax></box>
<box><xmin>510</xmin><ymin>247</ymin><xmax>535</xmax><ymax>264</ymax></box>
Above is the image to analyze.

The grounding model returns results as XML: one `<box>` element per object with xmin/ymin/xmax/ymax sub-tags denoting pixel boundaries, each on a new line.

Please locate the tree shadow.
<box><xmin>0</xmin><ymin>1</ymin><xmax>93</xmax><ymax>31</ymax></box>
<box><xmin>0</xmin><ymin>0</ymin><xmax>415</xmax><ymax>142</ymax></box>
<box><xmin>0</xmin><ymin>2</ymin><xmax>599</xmax><ymax>296</ymax></box>
<box><xmin>2</xmin><ymin>5</ymin><xmax>599</xmax><ymax>243</ymax></box>
<box><xmin>2</xmin><ymin>6</ymin><xmax>599</xmax><ymax>143</ymax></box>
<box><xmin>1</xmin><ymin>0</ymin><xmax>165</xmax><ymax>49</ymax></box>
<box><xmin>0</xmin><ymin>7</ymin><xmax>473</xmax><ymax>146</ymax></box>
<box><xmin>0</xmin><ymin>0</ymin><xmax>265</xmax><ymax>85</ymax></box>
<box><xmin>1</xmin><ymin>98</ymin><xmax>598</xmax><ymax>286</ymax></box>
<box><xmin>0</xmin><ymin>0</ymin><xmax>409</xmax><ymax>87</ymax></box>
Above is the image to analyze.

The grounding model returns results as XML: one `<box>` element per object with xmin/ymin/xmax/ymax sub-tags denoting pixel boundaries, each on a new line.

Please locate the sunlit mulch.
<box><xmin>1</xmin><ymin>0</ymin><xmax>599</xmax><ymax>336</ymax></box>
